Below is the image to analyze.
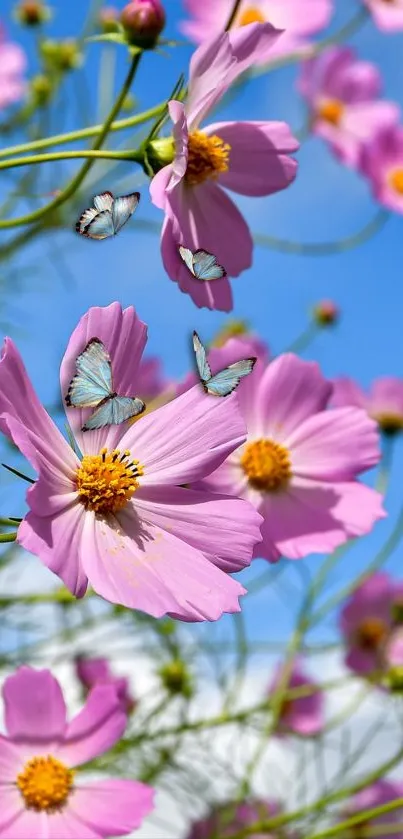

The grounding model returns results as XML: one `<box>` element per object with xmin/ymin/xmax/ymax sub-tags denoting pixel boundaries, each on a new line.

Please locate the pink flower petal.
<box><xmin>149</xmin><ymin>162</ymin><xmax>172</xmax><ymax>210</ymax></box>
<box><xmin>331</xmin><ymin>377</ymin><xmax>367</xmax><ymax>409</ymax></box>
<box><xmin>0</xmin><ymin>738</ymin><xmax>23</xmax><ymax>783</ymax></box>
<box><xmin>0</xmin><ymin>809</ymin><xmax>100</xmax><ymax>839</ymax></box>
<box><xmin>56</xmin><ymin>685</ymin><xmax>126</xmax><ymax>767</ymax></box>
<box><xmin>339</xmin><ymin>573</ymin><xmax>394</xmax><ymax>635</ymax></box>
<box><xmin>60</xmin><ymin>303</ymin><xmax>147</xmax><ymax>455</ymax></box>
<box><xmin>187</xmin><ymin>32</ymin><xmax>234</xmax><ymax>129</ymax></box>
<box><xmin>3</xmin><ymin>668</ymin><xmax>66</xmax><ymax>745</ymax></box>
<box><xmin>0</xmin><ymin>787</ymin><xmax>23</xmax><ymax>832</ymax></box>
<box><xmin>204</xmin><ymin>121</ymin><xmax>298</xmax><ymax>196</ymax></box>
<box><xmin>365</xmin><ymin>0</ymin><xmax>403</xmax><ymax>32</ymax></box>
<box><xmin>68</xmin><ymin>780</ymin><xmax>154</xmax><ymax>837</ymax></box>
<box><xmin>226</xmin><ymin>21</ymin><xmax>283</xmax><ymax>76</ymax></box>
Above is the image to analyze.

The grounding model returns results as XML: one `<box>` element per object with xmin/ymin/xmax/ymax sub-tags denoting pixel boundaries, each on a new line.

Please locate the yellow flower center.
<box><xmin>185</xmin><ymin>131</ymin><xmax>230</xmax><ymax>186</ymax></box>
<box><xmin>76</xmin><ymin>448</ymin><xmax>143</xmax><ymax>514</ymax></box>
<box><xmin>16</xmin><ymin>755</ymin><xmax>74</xmax><ymax>813</ymax></box>
<box><xmin>238</xmin><ymin>6</ymin><xmax>266</xmax><ymax>25</ymax></box>
<box><xmin>371</xmin><ymin>410</ymin><xmax>403</xmax><ymax>435</ymax></box>
<box><xmin>389</xmin><ymin>168</ymin><xmax>403</xmax><ymax>195</ymax></box>
<box><xmin>317</xmin><ymin>99</ymin><xmax>344</xmax><ymax>126</ymax></box>
<box><xmin>240</xmin><ymin>439</ymin><xmax>292</xmax><ymax>492</ymax></box>
<box><xmin>355</xmin><ymin>617</ymin><xmax>388</xmax><ymax>651</ymax></box>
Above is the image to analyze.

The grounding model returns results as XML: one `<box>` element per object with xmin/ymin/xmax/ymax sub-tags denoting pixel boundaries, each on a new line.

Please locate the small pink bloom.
<box><xmin>269</xmin><ymin>659</ymin><xmax>324</xmax><ymax>737</ymax></box>
<box><xmin>313</xmin><ymin>299</ymin><xmax>339</xmax><ymax>326</ymax></box>
<box><xmin>0</xmin><ymin>24</ymin><xmax>26</xmax><ymax>110</ymax></box>
<box><xmin>342</xmin><ymin>779</ymin><xmax>403</xmax><ymax>839</ymax></box>
<box><xmin>198</xmin><ymin>353</ymin><xmax>385</xmax><ymax>562</ymax></box>
<box><xmin>359</xmin><ymin>123</ymin><xmax>403</xmax><ymax>213</ymax></box>
<box><xmin>186</xmin><ymin>799</ymin><xmax>285</xmax><ymax>839</ymax></box>
<box><xmin>332</xmin><ymin>375</ymin><xmax>403</xmax><ymax>435</ymax></box>
<box><xmin>175</xmin><ymin>333</ymin><xmax>269</xmax><ymax>398</ymax></box>
<box><xmin>298</xmin><ymin>46</ymin><xmax>399</xmax><ymax>168</ymax></box>
<box><xmin>75</xmin><ymin>657</ymin><xmax>136</xmax><ymax>714</ymax></box>
<box><xmin>0</xmin><ymin>303</ymin><xmax>262</xmax><ymax>621</ymax></box>
<box><xmin>121</xmin><ymin>0</ymin><xmax>165</xmax><ymax>47</ymax></box>
<box><xmin>149</xmin><ymin>27</ymin><xmax>299</xmax><ymax>311</ymax></box>
<box><xmin>364</xmin><ymin>0</ymin><xmax>403</xmax><ymax>32</ymax></box>
<box><xmin>0</xmin><ymin>666</ymin><xmax>154</xmax><ymax>838</ymax></box>
<box><xmin>339</xmin><ymin>573</ymin><xmax>403</xmax><ymax>678</ymax></box>
<box><xmin>180</xmin><ymin>0</ymin><xmax>332</xmax><ymax>62</ymax></box>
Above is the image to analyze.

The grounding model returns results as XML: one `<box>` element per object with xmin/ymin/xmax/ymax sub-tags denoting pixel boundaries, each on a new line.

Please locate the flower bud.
<box><xmin>98</xmin><ymin>5</ymin><xmax>120</xmax><ymax>33</ymax></box>
<box><xmin>121</xmin><ymin>0</ymin><xmax>165</xmax><ymax>48</ymax></box>
<box><xmin>158</xmin><ymin>660</ymin><xmax>193</xmax><ymax>698</ymax></box>
<box><xmin>14</xmin><ymin>0</ymin><xmax>51</xmax><ymax>26</ymax></box>
<box><xmin>30</xmin><ymin>74</ymin><xmax>53</xmax><ymax>106</ymax></box>
<box><xmin>41</xmin><ymin>38</ymin><xmax>82</xmax><ymax>72</ymax></box>
<box><xmin>313</xmin><ymin>300</ymin><xmax>339</xmax><ymax>327</ymax></box>
<box><xmin>146</xmin><ymin>136</ymin><xmax>175</xmax><ymax>173</ymax></box>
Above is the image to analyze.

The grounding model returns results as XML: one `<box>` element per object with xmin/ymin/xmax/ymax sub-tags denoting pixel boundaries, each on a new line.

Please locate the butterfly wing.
<box><xmin>192</xmin><ymin>331</ymin><xmax>212</xmax><ymax>385</ymax></box>
<box><xmin>82</xmin><ymin>210</ymin><xmax>115</xmax><ymax>240</ymax></box>
<box><xmin>206</xmin><ymin>359</ymin><xmax>256</xmax><ymax>397</ymax></box>
<box><xmin>93</xmin><ymin>191</ymin><xmax>114</xmax><ymax>212</ymax></box>
<box><xmin>178</xmin><ymin>245</ymin><xmax>196</xmax><ymax>276</ymax></box>
<box><xmin>82</xmin><ymin>395</ymin><xmax>145</xmax><ymax>431</ymax></box>
<box><xmin>75</xmin><ymin>206</ymin><xmax>99</xmax><ymax>235</ymax></box>
<box><xmin>66</xmin><ymin>338</ymin><xmax>112</xmax><ymax>408</ymax></box>
<box><xmin>111</xmin><ymin>192</ymin><xmax>140</xmax><ymax>234</ymax></box>
<box><xmin>193</xmin><ymin>250</ymin><xmax>226</xmax><ymax>281</ymax></box>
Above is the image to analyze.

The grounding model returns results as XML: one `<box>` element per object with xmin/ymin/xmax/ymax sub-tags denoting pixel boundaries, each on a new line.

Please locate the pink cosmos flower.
<box><xmin>342</xmin><ymin>779</ymin><xmax>403</xmax><ymax>839</ymax></box>
<box><xmin>359</xmin><ymin>123</ymin><xmax>403</xmax><ymax>214</ymax></box>
<box><xmin>0</xmin><ymin>24</ymin><xmax>26</xmax><ymax>110</ymax></box>
<box><xmin>197</xmin><ymin>353</ymin><xmax>385</xmax><ymax>562</ymax></box>
<box><xmin>180</xmin><ymin>0</ymin><xmax>332</xmax><ymax>62</ymax></box>
<box><xmin>0</xmin><ymin>666</ymin><xmax>154</xmax><ymax>838</ymax></box>
<box><xmin>0</xmin><ymin>303</ymin><xmax>263</xmax><ymax>621</ymax></box>
<box><xmin>298</xmin><ymin>46</ymin><xmax>399</xmax><ymax>168</ymax></box>
<box><xmin>332</xmin><ymin>375</ymin><xmax>403</xmax><ymax>435</ymax></box>
<box><xmin>339</xmin><ymin>573</ymin><xmax>403</xmax><ymax>678</ymax></box>
<box><xmin>75</xmin><ymin>657</ymin><xmax>136</xmax><ymax>714</ymax></box>
<box><xmin>186</xmin><ymin>799</ymin><xmax>285</xmax><ymax>839</ymax></box>
<box><xmin>364</xmin><ymin>0</ymin><xmax>403</xmax><ymax>32</ymax></box>
<box><xmin>269</xmin><ymin>659</ymin><xmax>324</xmax><ymax>737</ymax></box>
<box><xmin>175</xmin><ymin>333</ymin><xmax>270</xmax><ymax>398</ymax></box>
<box><xmin>149</xmin><ymin>26</ymin><xmax>299</xmax><ymax>311</ymax></box>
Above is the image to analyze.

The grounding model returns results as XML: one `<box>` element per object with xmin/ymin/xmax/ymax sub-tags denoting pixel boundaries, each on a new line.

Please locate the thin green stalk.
<box><xmin>0</xmin><ymin>533</ymin><xmax>17</xmax><ymax>543</ymax></box>
<box><xmin>253</xmin><ymin>210</ymin><xmax>389</xmax><ymax>256</ymax></box>
<box><xmin>284</xmin><ymin>322</ymin><xmax>319</xmax><ymax>355</ymax></box>
<box><xmin>0</xmin><ymin>148</ymin><xmax>143</xmax><ymax>173</ymax></box>
<box><xmin>305</xmin><ymin>798</ymin><xmax>403</xmax><ymax>839</ymax></box>
<box><xmin>0</xmin><ymin>517</ymin><xmax>22</xmax><ymax>527</ymax></box>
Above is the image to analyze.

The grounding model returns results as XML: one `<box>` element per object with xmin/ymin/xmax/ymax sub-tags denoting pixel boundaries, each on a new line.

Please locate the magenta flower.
<box><xmin>332</xmin><ymin>375</ymin><xmax>403</xmax><ymax>435</ymax></box>
<box><xmin>149</xmin><ymin>26</ymin><xmax>299</xmax><ymax>311</ymax></box>
<box><xmin>198</xmin><ymin>353</ymin><xmax>385</xmax><ymax>562</ymax></box>
<box><xmin>186</xmin><ymin>799</ymin><xmax>284</xmax><ymax>839</ymax></box>
<box><xmin>339</xmin><ymin>573</ymin><xmax>403</xmax><ymax>678</ymax></box>
<box><xmin>75</xmin><ymin>657</ymin><xmax>136</xmax><ymax>714</ymax></box>
<box><xmin>0</xmin><ymin>303</ymin><xmax>262</xmax><ymax>620</ymax></box>
<box><xmin>364</xmin><ymin>0</ymin><xmax>403</xmax><ymax>32</ymax></box>
<box><xmin>359</xmin><ymin>123</ymin><xmax>403</xmax><ymax>213</ymax></box>
<box><xmin>175</xmin><ymin>333</ymin><xmax>269</xmax><ymax>398</ymax></box>
<box><xmin>269</xmin><ymin>659</ymin><xmax>324</xmax><ymax>737</ymax></box>
<box><xmin>298</xmin><ymin>46</ymin><xmax>399</xmax><ymax>168</ymax></box>
<box><xmin>342</xmin><ymin>779</ymin><xmax>403</xmax><ymax>839</ymax></box>
<box><xmin>0</xmin><ymin>666</ymin><xmax>154</xmax><ymax>838</ymax></box>
<box><xmin>135</xmin><ymin>354</ymin><xmax>171</xmax><ymax>402</ymax></box>
<box><xmin>180</xmin><ymin>0</ymin><xmax>332</xmax><ymax>62</ymax></box>
<box><xmin>0</xmin><ymin>23</ymin><xmax>26</xmax><ymax>110</ymax></box>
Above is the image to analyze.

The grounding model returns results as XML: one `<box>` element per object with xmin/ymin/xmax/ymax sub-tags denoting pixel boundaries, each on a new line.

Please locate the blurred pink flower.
<box><xmin>0</xmin><ymin>303</ymin><xmax>262</xmax><ymax>621</ymax></box>
<box><xmin>385</xmin><ymin>628</ymin><xmax>403</xmax><ymax>668</ymax></box>
<box><xmin>198</xmin><ymin>353</ymin><xmax>385</xmax><ymax>562</ymax></box>
<box><xmin>0</xmin><ymin>23</ymin><xmax>26</xmax><ymax>109</ymax></box>
<box><xmin>180</xmin><ymin>0</ymin><xmax>332</xmax><ymax>62</ymax></box>
<box><xmin>332</xmin><ymin>375</ymin><xmax>403</xmax><ymax>435</ymax></box>
<box><xmin>186</xmin><ymin>799</ymin><xmax>285</xmax><ymax>839</ymax></box>
<box><xmin>339</xmin><ymin>573</ymin><xmax>403</xmax><ymax>678</ymax></box>
<box><xmin>150</xmin><ymin>26</ymin><xmax>299</xmax><ymax>311</ymax></box>
<box><xmin>298</xmin><ymin>46</ymin><xmax>399</xmax><ymax>168</ymax></box>
<box><xmin>0</xmin><ymin>666</ymin><xmax>154</xmax><ymax>838</ymax></box>
<box><xmin>175</xmin><ymin>333</ymin><xmax>269</xmax><ymax>397</ymax></box>
<box><xmin>136</xmin><ymin>354</ymin><xmax>171</xmax><ymax>402</ymax></box>
<box><xmin>359</xmin><ymin>123</ymin><xmax>403</xmax><ymax>214</ymax></box>
<box><xmin>75</xmin><ymin>657</ymin><xmax>136</xmax><ymax>714</ymax></box>
<box><xmin>269</xmin><ymin>659</ymin><xmax>324</xmax><ymax>736</ymax></box>
<box><xmin>342</xmin><ymin>779</ymin><xmax>403</xmax><ymax>839</ymax></box>
<box><xmin>364</xmin><ymin>0</ymin><xmax>403</xmax><ymax>32</ymax></box>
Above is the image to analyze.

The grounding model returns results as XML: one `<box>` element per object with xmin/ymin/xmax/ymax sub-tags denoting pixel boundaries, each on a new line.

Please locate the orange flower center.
<box><xmin>355</xmin><ymin>618</ymin><xmax>388</xmax><ymax>651</ymax></box>
<box><xmin>185</xmin><ymin>131</ymin><xmax>231</xmax><ymax>186</ymax></box>
<box><xmin>370</xmin><ymin>410</ymin><xmax>403</xmax><ymax>435</ymax></box>
<box><xmin>238</xmin><ymin>6</ymin><xmax>266</xmax><ymax>25</ymax></box>
<box><xmin>16</xmin><ymin>755</ymin><xmax>74</xmax><ymax>812</ymax></box>
<box><xmin>317</xmin><ymin>99</ymin><xmax>344</xmax><ymax>126</ymax></box>
<box><xmin>240</xmin><ymin>439</ymin><xmax>292</xmax><ymax>492</ymax></box>
<box><xmin>76</xmin><ymin>447</ymin><xmax>143</xmax><ymax>514</ymax></box>
<box><xmin>389</xmin><ymin>168</ymin><xmax>403</xmax><ymax>195</ymax></box>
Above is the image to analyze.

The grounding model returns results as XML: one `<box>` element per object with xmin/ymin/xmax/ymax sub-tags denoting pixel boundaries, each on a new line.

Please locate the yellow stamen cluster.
<box><xmin>355</xmin><ymin>617</ymin><xmax>388</xmax><ymax>651</ymax></box>
<box><xmin>76</xmin><ymin>448</ymin><xmax>143</xmax><ymax>514</ymax></box>
<box><xmin>240</xmin><ymin>439</ymin><xmax>292</xmax><ymax>492</ymax></box>
<box><xmin>16</xmin><ymin>755</ymin><xmax>74</xmax><ymax>812</ymax></box>
<box><xmin>185</xmin><ymin>131</ymin><xmax>230</xmax><ymax>186</ymax></box>
<box><xmin>317</xmin><ymin>98</ymin><xmax>344</xmax><ymax>126</ymax></box>
<box><xmin>238</xmin><ymin>6</ymin><xmax>266</xmax><ymax>26</ymax></box>
<box><xmin>388</xmin><ymin>168</ymin><xmax>403</xmax><ymax>195</ymax></box>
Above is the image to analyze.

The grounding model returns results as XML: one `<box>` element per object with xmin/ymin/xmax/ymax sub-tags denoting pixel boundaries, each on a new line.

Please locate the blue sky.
<box><xmin>1</xmin><ymin>0</ymin><xmax>403</xmax><ymax>648</ymax></box>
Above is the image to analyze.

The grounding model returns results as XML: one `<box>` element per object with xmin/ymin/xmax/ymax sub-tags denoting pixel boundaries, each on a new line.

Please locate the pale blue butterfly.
<box><xmin>75</xmin><ymin>191</ymin><xmax>140</xmax><ymax>240</ymax></box>
<box><xmin>192</xmin><ymin>331</ymin><xmax>256</xmax><ymax>397</ymax></box>
<box><xmin>178</xmin><ymin>245</ymin><xmax>226</xmax><ymax>281</ymax></box>
<box><xmin>66</xmin><ymin>338</ymin><xmax>145</xmax><ymax>431</ymax></box>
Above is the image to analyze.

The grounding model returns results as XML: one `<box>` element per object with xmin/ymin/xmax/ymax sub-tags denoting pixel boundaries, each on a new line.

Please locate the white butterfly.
<box><xmin>178</xmin><ymin>246</ymin><xmax>226</xmax><ymax>281</ymax></box>
<box><xmin>193</xmin><ymin>331</ymin><xmax>256</xmax><ymax>397</ymax></box>
<box><xmin>75</xmin><ymin>191</ymin><xmax>140</xmax><ymax>239</ymax></box>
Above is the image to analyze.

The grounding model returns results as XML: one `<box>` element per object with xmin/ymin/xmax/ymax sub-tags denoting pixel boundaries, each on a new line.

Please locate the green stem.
<box><xmin>0</xmin><ymin>52</ymin><xmax>142</xmax><ymax>229</ymax></box>
<box><xmin>0</xmin><ymin>148</ymin><xmax>143</xmax><ymax>173</ymax></box>
<box><xmin>284</xmin><ymin>322</ymin><xmax>319</xmax><ymax>355</ymax></box>
<box><xmin>0</xmin><ymin>517</ymin><xmax>22</xmax><ymax>527</ymax></box>
<box><xmin>2</xmin><ymin>463</ymin><xmax>35</xmax><ymax>484</ymax></box>
<box><xmin>253</xmin><ymin>210</ymin><xmax>389</xmax><ymax>256</ymax></box>
<box><xmin>0</xmin><ymin>533</ymin><xmax>17</xmax><ymax>543</ymax></box>
<box><xmin>305</xmin><ymin>797</ymin><xmax>403</xmax><ymax>839</ymax></box>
